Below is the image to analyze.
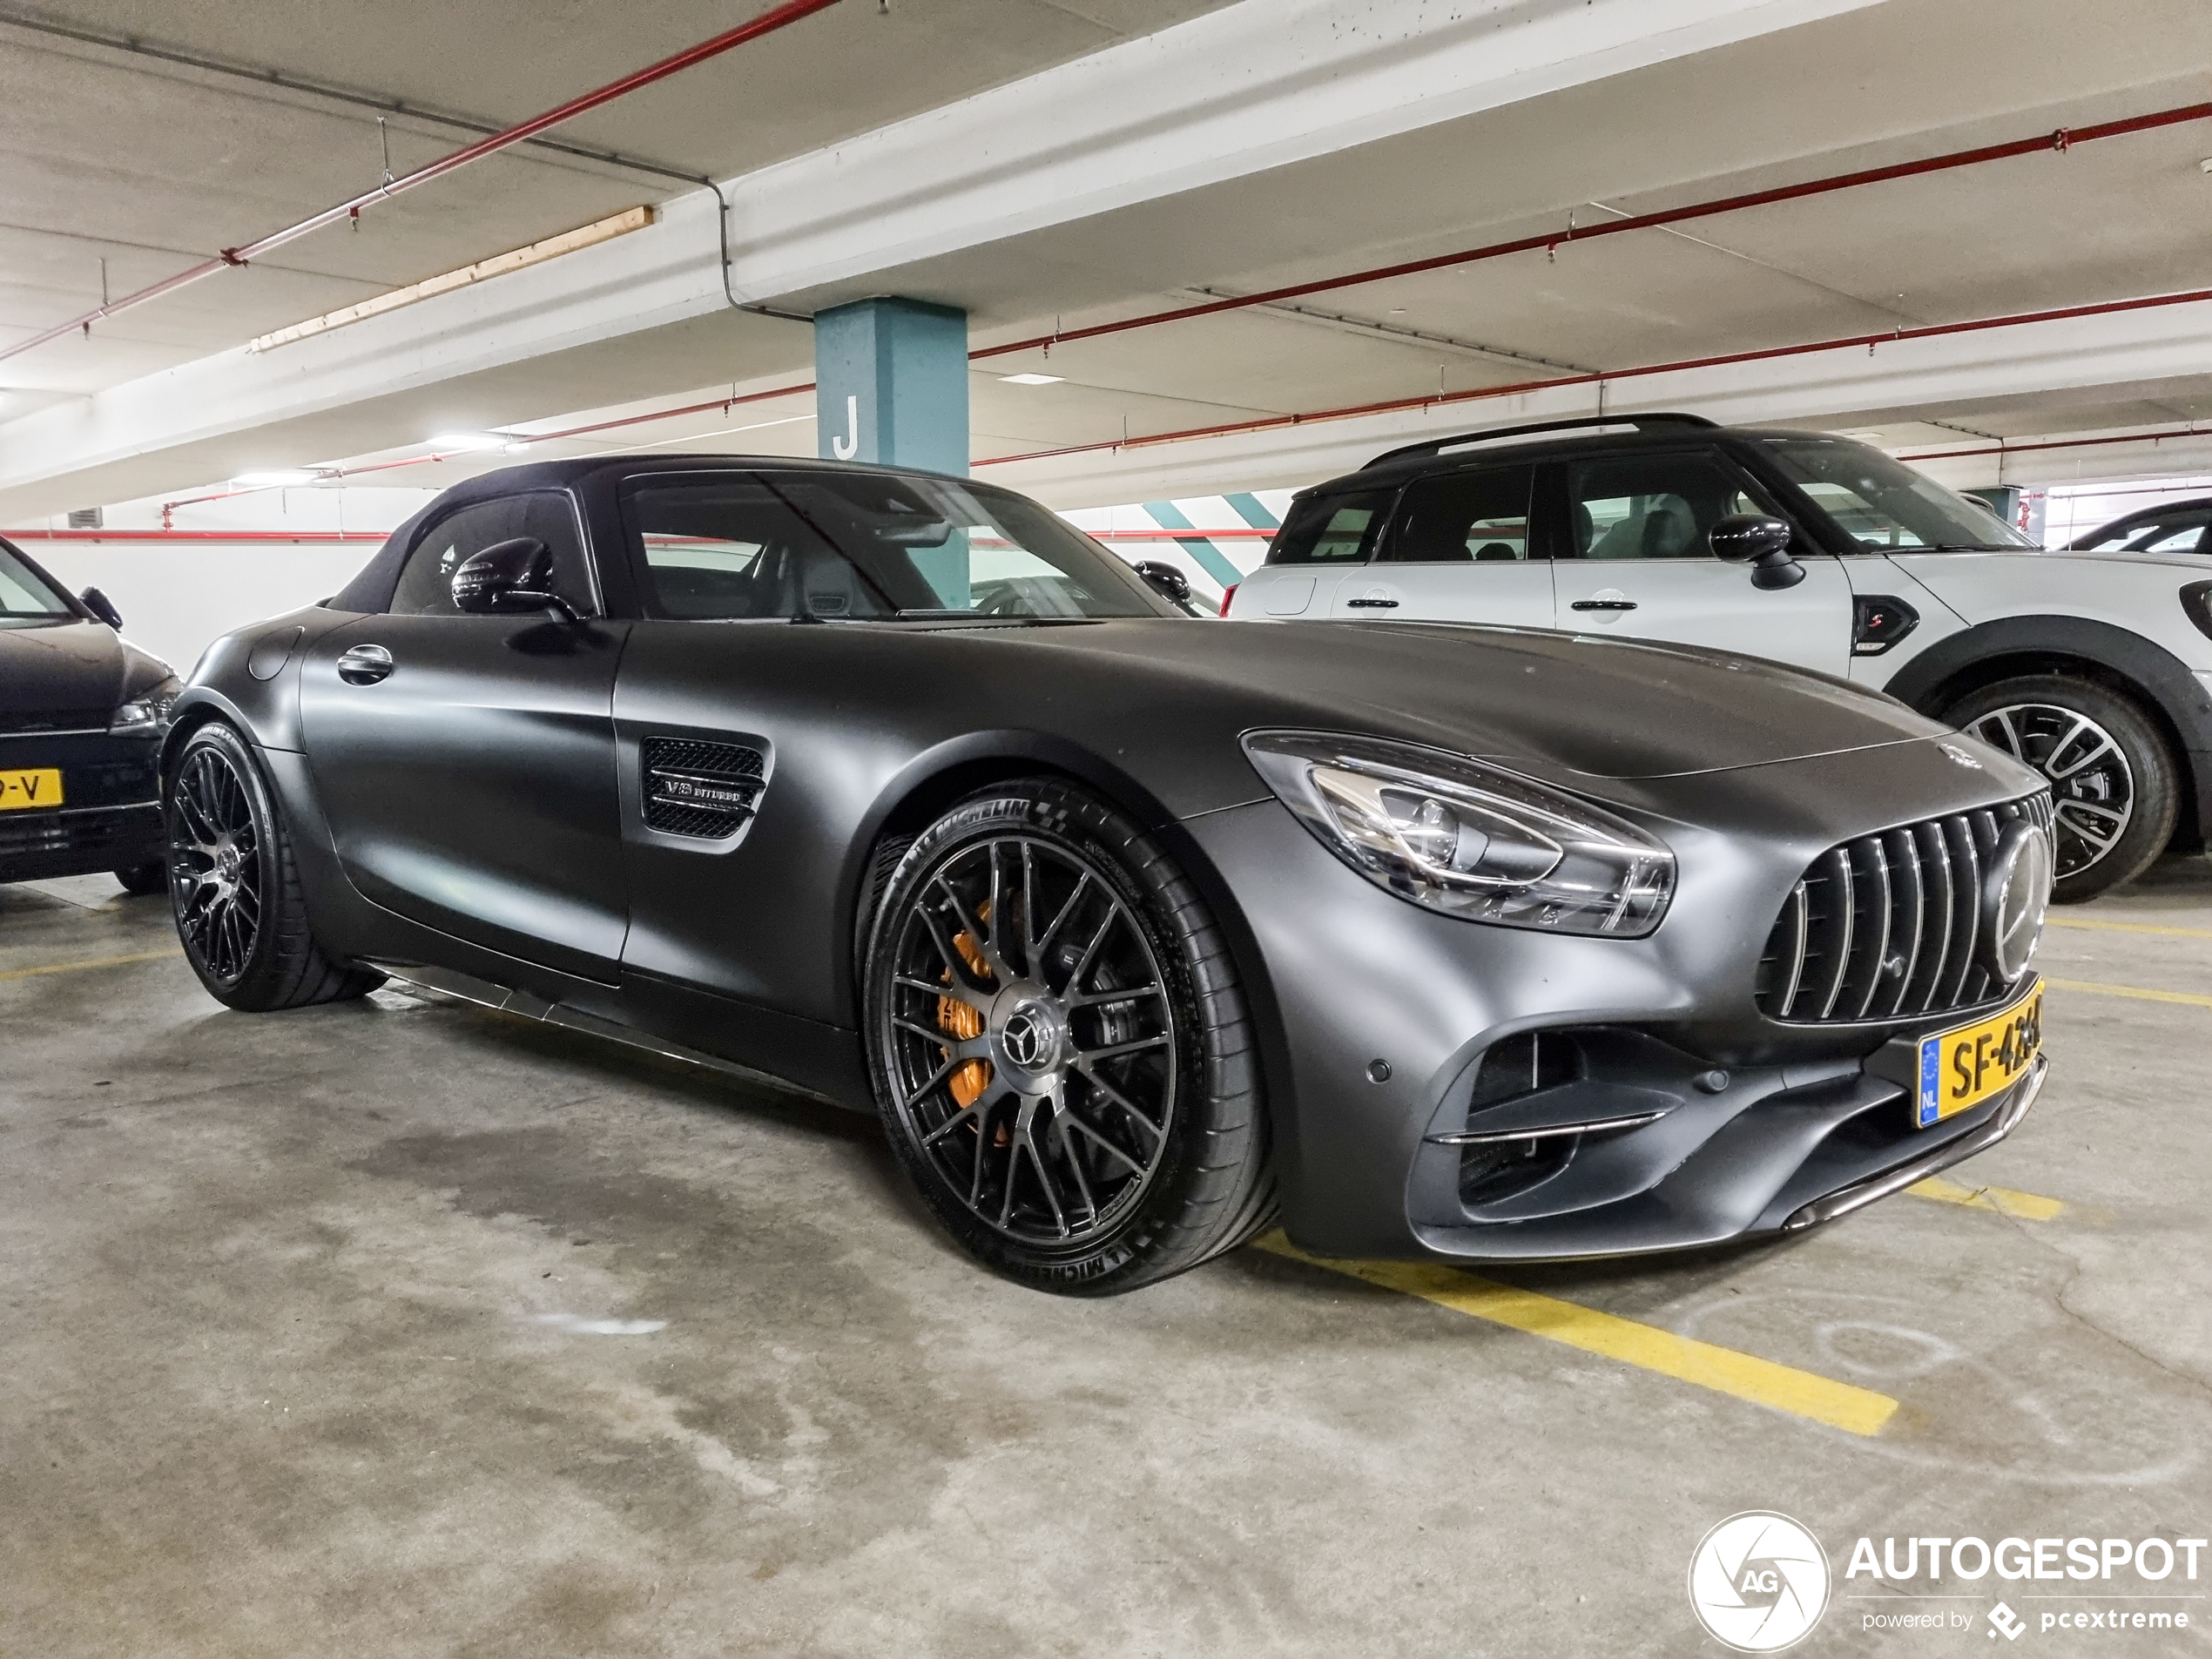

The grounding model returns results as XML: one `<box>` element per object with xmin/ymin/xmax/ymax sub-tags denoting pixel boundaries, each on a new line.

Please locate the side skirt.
<box><xmin>367</xmin><ymin>959</ymin><xmax>843</xmax><ymax>1108</ymax></box>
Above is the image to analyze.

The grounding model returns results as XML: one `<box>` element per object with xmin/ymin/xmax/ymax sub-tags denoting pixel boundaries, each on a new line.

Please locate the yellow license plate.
<box><xmin>0</xmin><ymin>767</ymin><xmax>63</xmax><ymax>812</ymax></box>
<box><xmin>1915</xmin><ymin>978</ymin><xmax>2042</xmax><ymax>1127</ymax></box>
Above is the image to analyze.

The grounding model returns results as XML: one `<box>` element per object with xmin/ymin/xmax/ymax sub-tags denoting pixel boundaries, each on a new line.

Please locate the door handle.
<box><xmin>1570</xmin><ymin>598</ymin><xmax>1638</xmax><ymax>612</ymax></box>
<box><xmin>335</xmin><ymin>644</ymin><xmax>395</xmax><ymax>685</ymax></box>
<box><xmin>1345</xmin><ymin>596</ymin><xmax>1399</xmax><ymax>609</ymax></box>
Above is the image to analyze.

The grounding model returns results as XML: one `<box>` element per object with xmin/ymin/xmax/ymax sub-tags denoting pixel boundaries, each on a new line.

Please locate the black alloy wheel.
<box><xmin>170</xmin><ymin>738</ymin><xmax>265</xmax><ymax>982</ymax></box>
<box><xmin>862</xmin><ymin>779</ymin><xmax>1273</xmax><ymax>1294</ymax></box>
<box><xmin>1946</xmin><ymin>675</ymin><xmax>2179</xmax><ymax>903</ymax></box>
<box><xmin>165</xmin><ymin>722</ymin><xmax>384</xmax><ymax>1009</ymax></box>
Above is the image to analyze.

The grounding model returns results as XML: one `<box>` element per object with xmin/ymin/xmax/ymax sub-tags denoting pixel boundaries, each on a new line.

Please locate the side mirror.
<box><xmin>1709</xmin><ymin>515</ymin><xmax>1805</xmax><ymax>591</ymax></box>
<box><xmin>80</xmin><ymin>586</ymin><xmax>124</xmax><ymax>629</ymax></box>
<box><xmin>1133</xmin><ymin>559</ymin><xmax>1194</xmax><ymax>607</ymax></box>
<box><xmin>452</xmin><ymin>537</ymin><xmax>582</xmax><ymax>621</ymax></box>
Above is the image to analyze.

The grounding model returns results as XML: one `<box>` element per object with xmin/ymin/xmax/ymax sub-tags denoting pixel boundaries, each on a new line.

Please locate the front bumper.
<box><xmin>0</xmin><ymin>801</ymin><xmax>163</xmax><ymax>882</ymax></box>
<box><xmin>1180</xmin><ymin>736</ymin><xmax>2054</xmax><ymax>1262</ymax></box>
<box><xmin>0</xmin><ymin>730</ymin><xmax>163</xmax><ymax>882</ymax></box>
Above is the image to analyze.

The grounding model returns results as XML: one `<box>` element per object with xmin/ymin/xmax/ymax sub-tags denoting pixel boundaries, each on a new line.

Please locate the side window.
<box><xmin>1382</xmin><ymin>465</ymin><xmax>1534</xmax><ymax>563</ymax></box>
<box><xmin>1566</xmin><ymin>454</ymin><xmax>1770</xmax><ymax>561</ymax></box>
<box><xmin>627</xmin><ymin>475</ymin><xmax>886</xmax><ymax>620</ymax></box>
<box><xmin>1265</xmin><ymin>489</ymin><xmax>1396</xmax><ymax>565</ymax></box>
<box><xmin>388</xmin><ymin>493</ymin><xmax>595</xmax><ymax>617</ymax></box>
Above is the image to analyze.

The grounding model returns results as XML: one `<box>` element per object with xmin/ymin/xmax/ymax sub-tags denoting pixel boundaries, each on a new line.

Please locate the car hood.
<box><xmin>0</xmin><ymin>618</ymin><xmax>172</xmax><ymax>718</ymax></box>
<box><xmin>987</xmin><ymin>617</ymin><xmax>1949</xmax><ymax>780</ymax></box>
<box><xmin>2050</xmin><ymin>548</ymin><xmax>2212</xmax><ymax>576</ymax></box>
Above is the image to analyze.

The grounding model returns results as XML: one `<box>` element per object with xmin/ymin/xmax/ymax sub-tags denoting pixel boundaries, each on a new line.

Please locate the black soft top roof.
<box><xmin>328</xmin><ymin>452</ymin><xmax>981</xmax><ymax>613</ymax></box>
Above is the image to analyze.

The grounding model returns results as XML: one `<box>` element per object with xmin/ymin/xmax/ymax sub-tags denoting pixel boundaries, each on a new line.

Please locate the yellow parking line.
<box><xmin>1906</xmin><ymin>1176</ymin><xmax>2066</xmax><ymax>1221</ymax></box>
<box><xmin>2047</xmin><ymin>975</ymin><xmax>2212</xmax><ymax>1009</ymax></box>
<box><xmin>2047</xmin><ymin>916</ymin><xmax>2212</xmax><ymax>940</ymax></box>
<box><xmin>1253</xmin><ymin>1233</ymin><xmax>1898</xmax><ymax>1437</ymax></box>
<box><xmin>0</xmin><ymin>947</ymin><xmax>182</xmax><ymax>982</ymax></box>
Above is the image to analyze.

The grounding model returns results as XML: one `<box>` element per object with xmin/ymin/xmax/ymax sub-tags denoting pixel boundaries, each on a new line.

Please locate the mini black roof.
<box><xmin>1313</xmin><ymin>413</ymin><xmax>1844</xmax><ymax>493</ymax></box>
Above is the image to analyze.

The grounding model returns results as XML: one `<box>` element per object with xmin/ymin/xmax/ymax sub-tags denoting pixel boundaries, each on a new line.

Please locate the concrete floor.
<box><xmin>3</xmin><ymin>860</ymin><xmax>2209</xmax><ymax>1658</ymax></box>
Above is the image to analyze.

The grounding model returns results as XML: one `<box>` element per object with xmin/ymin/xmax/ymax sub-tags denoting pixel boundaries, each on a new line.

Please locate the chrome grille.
<box><xmin>1757</xmin><ymin>793</ymin><xmax>2053</xmax><ymax>1023</ymax></box>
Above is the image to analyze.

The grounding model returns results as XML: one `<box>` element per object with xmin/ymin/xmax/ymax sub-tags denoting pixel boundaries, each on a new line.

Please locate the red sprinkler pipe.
<box><xmin>974</xmin><ymin>286</ymin><xmax>2212</xmax><ymax>468</ymax></box>
<box><xmin>1898</xmin><ymin>426</ymin><xmax>2212</xmax><ymax>462</ymax></box>
<box><xmin>971</xmin><ymin>99</ymin><xmax>2212</xmax><ymax>362</ymax></box>
<box><xmin>0</xmin><ymin>0</ymin><xmax>845</xmax><ymax>367</ymax></box>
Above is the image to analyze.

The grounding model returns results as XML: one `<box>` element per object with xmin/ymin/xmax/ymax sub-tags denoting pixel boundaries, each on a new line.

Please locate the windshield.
<box><xmin>1761</xmin><ymin>438</ymin><xmax>2038</xmax><ymax>551</ymax></box>
<box><xmin>2073</xmin><ymin>503</ymin><xmax>2212</xmax><ymax>555</ymax></box>
<box><xmin>625</xmin><ymin>470</ymin><xmax>1180</xmax><ymax>622</ymax></box>
<box><xmin>0</xmin><ymin>540</ymin><xmax>75</xmax><ymax>628</ymax></box>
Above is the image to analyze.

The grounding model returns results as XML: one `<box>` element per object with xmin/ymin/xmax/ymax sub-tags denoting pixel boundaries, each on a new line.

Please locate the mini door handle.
<box><xmin>335</xmin><ymin>643</ymin><xmax>395</xmax><ymax>685</ymax></box>
<box><xmin>1345</xmin><ymin>597</ymin><xmax>1399</xmax><ymax>609</ymax></box>
<box><xmin>1571</xmin><ymin>599</ymin><xmax>1638</xmax><ymax>612</ymax></box>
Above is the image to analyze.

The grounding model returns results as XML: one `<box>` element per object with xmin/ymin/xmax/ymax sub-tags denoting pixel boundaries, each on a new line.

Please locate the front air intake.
<box><xmin>1756</xmin><ymin>793</ymin><xmax>2052</xmax><ymax>1024</ymax></box>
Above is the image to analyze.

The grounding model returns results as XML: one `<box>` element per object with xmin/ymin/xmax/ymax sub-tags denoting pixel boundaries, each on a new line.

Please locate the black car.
<box><xmin>2069</xmin><ymin>495</ymin><xmax>2212</xmax><ymax>556</ymax></box>
<box><xmin>163</xmin><ymin>456</ymin><xmax>2054</xmax><ymax>1293</ymax></box>
<box><xmin>0</xmin><ymin>536</ymin><xmax>177</xmax><ymax>893</ymax></box>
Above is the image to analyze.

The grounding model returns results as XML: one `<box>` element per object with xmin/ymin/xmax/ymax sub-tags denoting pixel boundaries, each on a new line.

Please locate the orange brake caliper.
<box><xmin>938</xmin><ymin>904</ymin><xmax>993</xmax><ymax>1108</ymax></box>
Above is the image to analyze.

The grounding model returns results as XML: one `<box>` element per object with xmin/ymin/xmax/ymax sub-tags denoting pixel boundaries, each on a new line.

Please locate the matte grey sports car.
<box><xmin>162</xmin><ymin>456</ymin><xmax>2055</xmax><ymax>1293</ymax></box>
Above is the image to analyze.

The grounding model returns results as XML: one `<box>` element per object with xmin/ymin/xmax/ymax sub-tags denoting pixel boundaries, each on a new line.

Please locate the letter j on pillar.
<box><xmin>813</xmin><ymin>295</ymin><xmax>971</xmax><ymax>602</ymax></box>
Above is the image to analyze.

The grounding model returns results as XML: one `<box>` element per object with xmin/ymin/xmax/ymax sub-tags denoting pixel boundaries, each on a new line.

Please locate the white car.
<box><xmin>1225</xmin><ymin>414</ymin><xmax>2212</xmax><ymax>900</ymax></box>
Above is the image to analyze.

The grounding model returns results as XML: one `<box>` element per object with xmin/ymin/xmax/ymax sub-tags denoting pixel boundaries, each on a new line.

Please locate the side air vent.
<box><xmin>642</xmin><ymin>737</ymin><xmax>766</xmax><ymax>840</ymax></box>
<box><xmin>1756</xmin><ymin>792</ymin><xmax>2054</xmax><ymax>1024</ymax></box>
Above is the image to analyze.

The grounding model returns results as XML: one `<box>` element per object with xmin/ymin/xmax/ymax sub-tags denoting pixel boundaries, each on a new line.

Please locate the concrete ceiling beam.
<box><xmin>0</xmin><ymin>0</ymin><xmax>1892</xmax><ymax>517</ymax></box>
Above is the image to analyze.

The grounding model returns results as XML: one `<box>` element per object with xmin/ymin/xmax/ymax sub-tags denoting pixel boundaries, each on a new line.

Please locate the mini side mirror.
<box><xmin>1133</xmin><ymin>559</ymin><xmax>1196</xmax><ymax>609</ymax></box>
<box><xmin>80</xmin><ymin>586</ymin><xmax>124</xmax><ymax>629</ymax></box>
<box><xmin>1709</xmin><ymin>515</ymin><xmax>1804</xmax><ymax>591</ymax></box>
<box><xmin>452</xmin><ymin>537</ymin><xmax>582</xmax><ymax>621</ymax></box>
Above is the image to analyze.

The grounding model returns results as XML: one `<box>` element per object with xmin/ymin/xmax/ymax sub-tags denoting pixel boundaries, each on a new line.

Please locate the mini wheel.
<box><xmin>861</xmin><ymin>779</ymin><xmax>1273</xmax><ymax>1294</ymax></box>
<box><xmin>1945</xmin><ymin>676</ymin><xmax>2179</xmax><ymax>902</ymax></box>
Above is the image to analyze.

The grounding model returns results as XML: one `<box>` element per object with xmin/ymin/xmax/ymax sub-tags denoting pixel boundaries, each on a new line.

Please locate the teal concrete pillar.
<box><xmin>813</xmin><ymin>296</ymin><xmax>969</xmax><ymax>475</ymax></box>
<box><xmin>815</xmin><ymin>296</ymin><xmax>970</xmax><ymax>605</ymax></box>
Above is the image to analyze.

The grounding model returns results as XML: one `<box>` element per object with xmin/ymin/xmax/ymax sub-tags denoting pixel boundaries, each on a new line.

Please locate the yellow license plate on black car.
<box><xmin>1915</xmin><ymin>978</ymin><xmax>2042</xmax><ymax>1128</ymax></box>
<box><xmin>0</xmin><ymin>767</ymin><xmax>62</xmax><ymax>811</ymax></box>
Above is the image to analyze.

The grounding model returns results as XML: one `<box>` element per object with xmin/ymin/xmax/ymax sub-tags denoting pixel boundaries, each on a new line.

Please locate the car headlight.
<box><xmin>1242</xmin><ymin>730</ymin><xmax>1676</xmax><ymax>935</ymax></box>
<box><xmin>109</xmin><ymin>677</ymin><xmax>181</xmax><ymax>735</ymax></box>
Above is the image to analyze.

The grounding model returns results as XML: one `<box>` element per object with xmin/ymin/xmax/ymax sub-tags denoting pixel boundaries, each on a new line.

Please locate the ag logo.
<box><xmin>1689</xmin><ymin>1512</ymin><xmax>1831</xmax><ymax>1652</ymax></box>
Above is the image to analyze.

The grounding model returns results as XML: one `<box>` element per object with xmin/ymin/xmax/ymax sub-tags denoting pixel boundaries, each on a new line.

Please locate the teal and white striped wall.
<box><xmin>1062</xmin><ymin>491</ymin><xmax>1293</xmax><ymax>609</ymax></box>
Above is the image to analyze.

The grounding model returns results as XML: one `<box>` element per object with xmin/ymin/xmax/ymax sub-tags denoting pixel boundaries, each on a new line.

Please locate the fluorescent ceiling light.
<box><xmin>999</xmin><ymin>373</ymin><xmax>1063</xmax><ymax>386</ymax></box>
<box><xmin>233</xmin><ymin>469</ymin><xmax>320</xmax><ymax>488</ymax></box>
<box><xmin>427</xmin><ymin>431</ymin><xmax>509</xmax><ymax>452</ymax></box>
<box><xmin>248</xmin><ymin>206</ymin><xmax>656</xmax><ymax>354</ymax></box>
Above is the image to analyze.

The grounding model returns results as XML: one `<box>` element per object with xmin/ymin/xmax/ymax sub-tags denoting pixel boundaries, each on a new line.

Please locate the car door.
<box><xmin>1329</xmin><ymin>462</ymin><xmax>1550</xmax><ymax>625</ymax></box>
<box><xmin>1549</xmin><ymin>448</ymin><xmax>1853</xmax><ymax>675</ymax></box>
<box><xmin>1226</xmin><ymin>487</ymin><xmax>1394</xmax><ymax>618</ymax></box>
<box><xmin>610</xmin><ymin>470</ymin><xmax>922</xmax><ymax>1054</ymax></box>
<box><xmin>298</xmin><ymin>490</ymin><xmax>631</xmax><ymax>981</ymax></box>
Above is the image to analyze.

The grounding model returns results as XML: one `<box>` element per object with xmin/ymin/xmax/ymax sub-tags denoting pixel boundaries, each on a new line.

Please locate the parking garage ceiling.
<box><xmin>3</xmin><ymin>0</ymin><xmax>2212</xmax><ymax>516</ymax></box>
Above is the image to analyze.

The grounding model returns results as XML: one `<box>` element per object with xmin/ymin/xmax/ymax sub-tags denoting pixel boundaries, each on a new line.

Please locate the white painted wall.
<box><xmin>22</xmin><ymin>540</ymin><xmax>373</xmax><ymax>677</ymax></box>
